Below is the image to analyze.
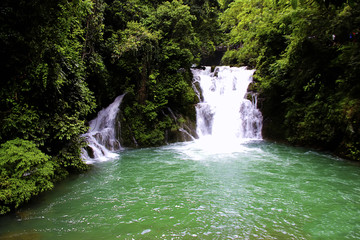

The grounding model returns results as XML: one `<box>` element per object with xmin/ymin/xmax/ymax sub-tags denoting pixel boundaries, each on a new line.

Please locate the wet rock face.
<box><xmin>166</xmin><ymin>114</ymin><xmax>198</xmax><ymax>143</ymax></box>
<box><xmin>85</xmin><ymin>146</ymin><xmax>95</xmax><ymax>159</ymax></box>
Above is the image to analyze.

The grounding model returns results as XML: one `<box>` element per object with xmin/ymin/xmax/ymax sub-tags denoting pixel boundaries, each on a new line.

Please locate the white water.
<box><xmin>81</xmin><ymin>66</ymin><xmax>262</xmax><ymax>162</ymax></box>
<box><xmin>81</xmin><ymin>94</ymin><xmax>125</xmax><ymax>163</ymax></box>
<box><xmin>192</xmin><ymin>66</ymin><xmax>262</xmax><ymax>150</ymax></box>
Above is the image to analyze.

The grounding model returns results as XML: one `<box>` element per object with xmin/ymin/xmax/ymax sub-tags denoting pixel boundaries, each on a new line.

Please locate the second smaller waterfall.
<box><xmin>81</xmin><ymin>94</ymin><xmax>125</xmax><ymax>163</ymax></box>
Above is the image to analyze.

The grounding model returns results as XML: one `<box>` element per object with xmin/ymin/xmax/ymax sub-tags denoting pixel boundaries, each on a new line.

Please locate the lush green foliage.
<box><xmin>0</xmin><ymin>139</ymin><xmax>54</xmax><ymax>214</ymax></box>
<box><xmin>0</xmin><ymin>0</ymin><xmax>97</xmax><ymax>213</ymax></box>
<box><xmin>221</xmin><ymin>0</ymin><xmax>360</xmax><ymax>160</ymax></box>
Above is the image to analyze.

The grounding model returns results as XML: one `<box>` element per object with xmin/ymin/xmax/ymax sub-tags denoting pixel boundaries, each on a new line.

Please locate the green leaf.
<box><xmin>0</xmin><ymin>139</ymin><xmax>55</xmax><ymax>214</ymax></box>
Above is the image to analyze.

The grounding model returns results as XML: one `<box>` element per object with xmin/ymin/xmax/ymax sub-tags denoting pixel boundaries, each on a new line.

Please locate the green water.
<box><xmin>1</xmin><ymin>141</ymin><xmax>360</xmax><ymax>239</ymax></box>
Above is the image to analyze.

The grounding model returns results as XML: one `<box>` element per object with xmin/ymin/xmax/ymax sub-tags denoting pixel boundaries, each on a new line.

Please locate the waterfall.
<box><xmin>81</xmin><ymin>94</ymin><xmax>125</xmax><ymax>163</ymax></box>
<box><xmin>192</xmin><ymin>66</ymin><xmax>262</xmax><ymax>143</ymax></box>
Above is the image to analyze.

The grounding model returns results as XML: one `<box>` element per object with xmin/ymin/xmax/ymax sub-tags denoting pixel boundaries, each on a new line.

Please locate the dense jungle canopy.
<box><xmin>0</xmin><ymin>0</ymin><xmax>359</xmax><ymax>214</ymax></box>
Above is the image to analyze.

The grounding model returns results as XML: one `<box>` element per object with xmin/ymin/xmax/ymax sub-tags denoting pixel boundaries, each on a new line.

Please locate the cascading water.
<box><xmin>81</xmin><ymin>94</ymin><xmax>125</xmax><ymax>163</ymax></box>
<box><xmin>192</xmin><ymin>66</ymin><xmax>262</xmax><ymax>144</ymax></box>
<box><xmin>81</xmin><ymin>67</ymin><xmax>262</xmax><ymax>162</ymax></box>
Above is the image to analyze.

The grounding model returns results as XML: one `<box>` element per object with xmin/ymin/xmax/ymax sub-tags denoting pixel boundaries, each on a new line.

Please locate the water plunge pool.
<box><xmin>1</xmin><ymin>140</ymin><xmax>359</xmax><ymax>239</ymax></box>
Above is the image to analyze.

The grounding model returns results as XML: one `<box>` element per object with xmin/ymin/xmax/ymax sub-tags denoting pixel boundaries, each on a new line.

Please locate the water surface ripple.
<box><xmin>1</xmin><ymin>141</ymin><xmax>359</xmax><ymax>239</ymax></box>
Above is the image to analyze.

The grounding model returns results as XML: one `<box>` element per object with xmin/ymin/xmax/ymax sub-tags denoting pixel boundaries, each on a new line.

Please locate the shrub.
<box><xmin>0</xmin><ymin>138</ymin><xmax>55</xmax><ymax>214</ymax></box>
